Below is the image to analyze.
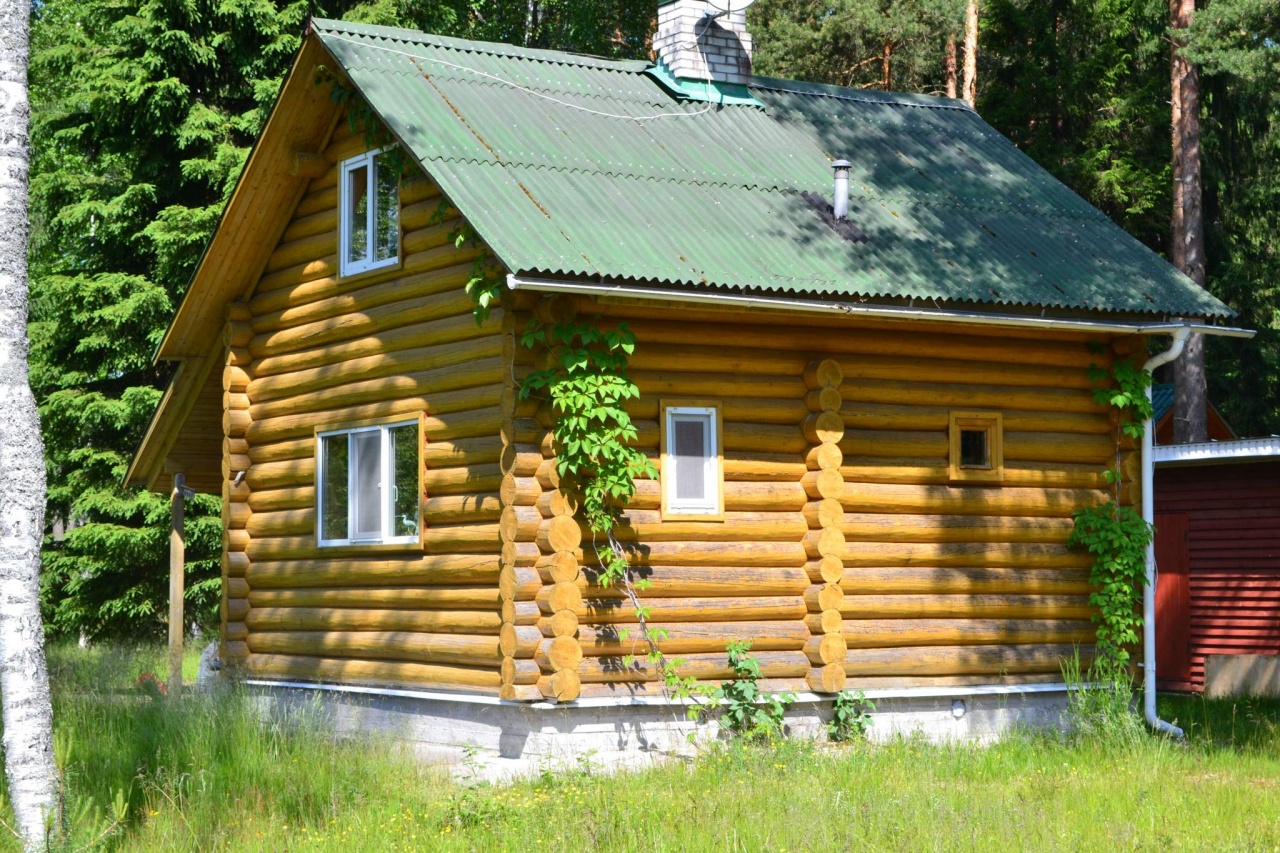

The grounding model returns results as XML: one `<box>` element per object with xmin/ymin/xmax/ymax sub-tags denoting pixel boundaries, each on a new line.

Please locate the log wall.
<box><xmin>225</xmin><ymin>118</ymin><xmax>508</xmax><ymax>694</ymax></box>
<box><xmin>511</xmin><ymin>297</ymin><xmax>1128</xmax><ymax>698</ymax></box>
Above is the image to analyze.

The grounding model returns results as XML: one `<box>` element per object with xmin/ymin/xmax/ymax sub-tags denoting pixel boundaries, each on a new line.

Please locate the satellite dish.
<box><xmin>706</xmin><ymin>0</ymin><xmax>757</xmax><ymax>12</ymax></box>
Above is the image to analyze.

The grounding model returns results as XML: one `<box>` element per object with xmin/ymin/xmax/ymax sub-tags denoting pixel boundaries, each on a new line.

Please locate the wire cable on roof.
<box><xmin>323</xmin><ymin>23</ymin><xmax>725</xmax><ymax>123</ymax></box>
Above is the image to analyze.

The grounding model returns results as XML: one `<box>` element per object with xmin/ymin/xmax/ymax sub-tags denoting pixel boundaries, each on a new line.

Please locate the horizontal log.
<box><xmin>246</xmin><ymin>508</ymin><xmax>310</xmax><ymax>538</ymax></box>
<box><xmin>247</xmin><ymin>586</ymin><xmax>501</xmax><ymax>611</ymax></box>
<box><xmin>249</xmin><ymin>357</ymin><xmax>503</xmax><ymax>422</ymax></box>
<box><xmin>575</xmin><ymin>677</ymin><xmax>809</xmax><ymax>700</ymax></box>
<box><xmin>245</xmin><ymin>391</ymin><xmax>503</xmax><ymax>445</ymax></box>
<box><xmin>535</xmin><ymin>552</ymin><xmax>582</xmax><ymax>585</ymax></box>
<box><xmin>546</xmin><ymin>565</ymin><xmax>811</xmax><ymax>599</ymax></box>
<box><xmin>425</xmin><ymin>493</ymin><xmax>502</xmax><ymax>524</ymax></box>
<box><xmin>840</xmin><ymin>513</ymin><xmax>1074</xmax><ymax>544</ymax></box>
<box><xmin>837</xmin><ymin>594</ymin><xmax>1093</xmax><ymax>620</ymax></box>
<box><xmin>630</xmin><ymin>370</ymin><xmax>807</xmax><ymax>400</ymax></box>
<box><xmin>841</xmin><ymin>378</ymin><xmax>1104</xmax><ymax>415</ymax></box>
<box><xmin>249</xmin><ymin>288</ymin><xmax>477</xmax><ymax>359</ymax></box>
<box><xmin>842</xmin><ymin>402</ymin><xmax>1111</xmax><ymax>435</ymax></box>
<box><xmin>224</xmin><ymin>621</ymin><xmax>248</xmax><ymax>641</ymax></box>
<box><xmin>833</xmin><ymin>565</ymin><xmax>1092</xmax><ymax>596</ymax></box>
<box><xmin>252</xmin><ymin>312</ymin><xmax>497</xmax><ymax>378</ymax></box>
<box><xmin>627</xmin><ymin>343</ymin><xmax>811</xmax><ymax>377</ymax></box>
<box><xmin>578</xmin><ymin>650</ymin><xmax>809</xmax><ymax>683</ymax></box>
<box><xmin>251</xmin><ymin>253</ymin><xmax>475</xmax><ymax>334</ymax></box>
<box><xmin>600</xmin><ymin>540</ymin><xmax>809</xmax><ymax>569</ymax></box>
<box><xmin>839</xmin><ymin>430</ymin><xmax>946</xmax><ymax>459</ymax></box>
<box><xmin>246</xmin><ymin>654</ymin><xmax>501</xmax><ymax>692</ymax></box>
<box><xmin>226</xmin><ymin>577</ymin><xmax>249</xmax><ymax>598</ymax></box>
<box><xmin>804</xmin><ymin>633</ymin><xmax>849</xmax><ymax>665</ymax></box>
<box><xmin>422</xmin><ymin>463</ymin><xmax>503</xmax><ymax>497</ymax></box>
<box><xmin>839</xmin><ymin>354</ymin><xmax>1096</xmax><ymax>391</ymax></box>
<box><xmin>1003</xmin><ymin>431</ymin><xmax>1114</xmax><ymax>465</ymax></box>
<box><xmin>841</xmin><ymin>481</ymin><xmax>1107</xmax><ymax>518</ymax></box>
<box><xmin>842</xmin><ymin>643</ymin><xmax>1093</xmax><ymax>677</ymax></box>
<box><xmin>292</xmin><ymin>185</ymin><xmax>337</xmax><ymax>220</ymax></box>
<box><xmin>842</xmin><ymin>619</ymin><xmax>1096</xmax><ymax>649</ymax></box>
<box><xmin>223</xmin><ymin>641</ymin><xmax>249</xmax><ymax>661</ymax></box>
<box><xmin>246</xmin><ymin>487</ymin><xmax>313</xmax><ymax>513</ymax></box>
<box><xmin>264</xmin><ymin>231</ymin><xmax>334</xmax><ymax>275</ymax></box>
<box><xmin>611</xmin><ymin>315</ymin><xmax>1102</xmax><ymax>368</ymax></box>
<box><xmin>575</xmin><ymin>621</ymin><xmax>810</xmax><ymax>656</ymax></box>
<box><xmin>627</xmin><ymin>478</ymin><xmax>807</xmax><ymax>511</ymax></box>
<box><xmin>244</xmin><ymin>555</ymin><xmax>499</xmax><ymax>588</ymax></box>
<box><xmin>722</xmin><ymin>452</ymin><xmax>809</xmax><ymax>482</ymax></box>
<box><xmin>424</xmin><ymin>523</ymin><xmax>501</xmax><ymax>554</ymax></box>
<box><xmin>842</xmin><ymin>541</ymin><xmax>1093</xmax><ymax>569</ymax></box>
<box><xmin>279</xmin><ymin>207</ymin><xmax>335</xmax><ymax>244</ymax></box>
<box><xmin>226</xmin><ymin>598</ymin><xmax>250</xmax><ymax>621</ymax></box>
<box><xmin>247</xmin><ymin>335</ymin><xmax>502</xmax><ymax>405</ymax></box>
<box><xmin>245</xmin><ymin>606</ymin><xmax>503</xmax><ymax>635</ymax></box>
<box><xmin>247</xmin><ymin>631</ymin><xmax>502</xmax><ymax>667</ymax></box>
<box><xmin>564</xmin><ymin>595</ymin><xmax>808</xmax><ymax>624</ymax></box>
<box><xmin>840</xmin><ymin>457</ymin><xmax>1109</xmax><ymax>490</ymax></box>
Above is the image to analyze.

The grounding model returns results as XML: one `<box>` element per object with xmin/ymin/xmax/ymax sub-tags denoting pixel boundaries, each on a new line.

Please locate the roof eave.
<box><xmin>506</xmin><ymin>274</ymin><xmax>1256</xmax><ymax>339</ymax></box>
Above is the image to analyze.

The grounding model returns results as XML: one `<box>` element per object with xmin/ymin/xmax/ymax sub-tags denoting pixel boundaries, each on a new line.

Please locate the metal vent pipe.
<box><xmin>832</xmin><ymin>159</ymin><xmax>850</xmax><ymax>220</ymax></box>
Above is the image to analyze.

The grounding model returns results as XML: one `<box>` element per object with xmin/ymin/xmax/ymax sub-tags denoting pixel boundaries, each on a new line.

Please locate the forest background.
<box><xmin>28</xmin><ymin>0</ymin><xmax>1278</xmax><ymax>641</ymax></box>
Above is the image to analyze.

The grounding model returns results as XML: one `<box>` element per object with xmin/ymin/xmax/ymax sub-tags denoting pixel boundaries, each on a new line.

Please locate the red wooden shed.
<box><xmin>1153</xmin><ymin>438</ymin><xmax>1280</xmax><ymax>692</ymax></box>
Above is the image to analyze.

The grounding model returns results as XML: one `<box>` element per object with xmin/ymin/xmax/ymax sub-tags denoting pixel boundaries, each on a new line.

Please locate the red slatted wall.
<box><xmin>1154</xmin><ymin>459</ymin><xmax>1280</xmax><ymax>692</ymax></box>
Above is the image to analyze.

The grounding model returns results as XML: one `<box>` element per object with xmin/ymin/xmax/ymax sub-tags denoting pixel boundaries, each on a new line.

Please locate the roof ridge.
<box><xmin>310</xmin><ymin>18</ymin><xmax>650</xmax><ymax>72</ymax></box>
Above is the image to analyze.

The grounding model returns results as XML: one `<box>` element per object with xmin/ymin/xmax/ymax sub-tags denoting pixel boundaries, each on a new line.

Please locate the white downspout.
<box><xmin>1140</xmin><ymin>327</ymin><xmax>1190</xmax><ymax>737</ymax></box>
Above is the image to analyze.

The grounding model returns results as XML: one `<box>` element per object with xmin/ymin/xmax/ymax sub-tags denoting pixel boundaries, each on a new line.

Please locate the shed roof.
<box><xmin>311</xmin><ymin>18</ymin><xmax>1232</xmax><ymax>320</ymax></box>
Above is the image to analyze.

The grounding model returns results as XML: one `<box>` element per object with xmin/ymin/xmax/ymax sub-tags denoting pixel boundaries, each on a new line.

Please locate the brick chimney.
<box><xmin>654</xmin><ymin>1</ymin><xmax>753</xmax><ymax>87</ymax></box>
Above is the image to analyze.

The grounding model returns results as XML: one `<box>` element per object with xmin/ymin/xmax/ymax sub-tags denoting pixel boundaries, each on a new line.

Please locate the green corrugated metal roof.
<box><xmin>312</xmin><ymin>19</ymin><xmax>1233</xmax><ymax>319</ymax></box>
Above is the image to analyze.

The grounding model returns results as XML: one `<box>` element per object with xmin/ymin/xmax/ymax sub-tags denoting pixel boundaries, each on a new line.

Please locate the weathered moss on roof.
<box><xmin>312</xmin><ymin>18</ymin><xmax>1232</xmax><ymax>319</ymax></box>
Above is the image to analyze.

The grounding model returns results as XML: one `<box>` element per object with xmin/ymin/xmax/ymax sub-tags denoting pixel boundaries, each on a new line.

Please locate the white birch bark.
<box><xmin>0</xmin><ymin>0</ymin><xmax>59</xmax><ymax>844</ymax></box>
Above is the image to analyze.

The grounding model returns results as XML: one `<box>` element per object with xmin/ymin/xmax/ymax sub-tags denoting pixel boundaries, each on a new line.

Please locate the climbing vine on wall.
<box><xmin>1068</xmin><ymin>347</ymin><xmax>1156</xmax><ymax>672</ymax></box>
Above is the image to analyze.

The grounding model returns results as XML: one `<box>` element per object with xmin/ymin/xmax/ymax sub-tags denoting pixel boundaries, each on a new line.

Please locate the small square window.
<box><xmin>317</xmin><ymin>417</ymin><xmax>420</xmax><ymax>546</ymax></box>
<box><xmin>949</xmin><ymin>412</ymin><xmax>1003</xmax><ymax>484</ymax></box>
<box><xmin>339</xmin><ymin>147</ymin><xmax>400</xmax><ymax>277</ymax></box>
<box><xmin>661</xmin><ymin>401</ymin><xmax>723</xmax><ymax>519</ymax></box>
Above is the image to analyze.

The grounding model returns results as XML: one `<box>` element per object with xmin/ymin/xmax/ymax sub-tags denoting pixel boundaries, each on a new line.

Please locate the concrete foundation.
<box><xmin>248</xmin><ymin>680</ymin><xmax>1071</xmax><ymax>779</ymax></box>
<box><xmin>1205</xmin><ymin>655</ymin><xmax>1280</xmax><ymax>699</ymax></box>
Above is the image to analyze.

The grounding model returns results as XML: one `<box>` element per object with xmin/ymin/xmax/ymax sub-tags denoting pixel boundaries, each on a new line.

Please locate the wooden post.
<box><xmin>168</xmin><ymin>472</ymin><xmax>186</xmax><ymax>696</ymax></box>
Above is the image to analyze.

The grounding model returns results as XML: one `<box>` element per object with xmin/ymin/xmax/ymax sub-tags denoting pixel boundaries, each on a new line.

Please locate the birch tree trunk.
<box><xmin>1170</xmin><ymin>0</ymin><xmax>1207</xmax><ymax>443</ymax></box>
<box><xmin>0</xmin><ymin>0</ymin><xmax>59</xmax><ymax>845</ymax></box>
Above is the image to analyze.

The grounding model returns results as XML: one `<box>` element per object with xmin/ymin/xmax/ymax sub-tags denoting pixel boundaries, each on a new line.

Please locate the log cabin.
<box><xmin>126</xmin><ymin>5</ymin><xmax>1252</xmax><ymax>747</ymax></box>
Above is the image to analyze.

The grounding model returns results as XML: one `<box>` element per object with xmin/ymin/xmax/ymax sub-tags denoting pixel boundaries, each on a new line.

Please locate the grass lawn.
<box><xmin>2</xmin><ymin>644</ymin><xmax>1279</xmax><ymax>852</ymax></box>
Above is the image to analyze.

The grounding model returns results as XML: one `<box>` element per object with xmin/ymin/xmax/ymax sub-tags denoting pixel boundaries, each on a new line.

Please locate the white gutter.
<box><xmin>506</xmin><ymin>275</ymin><xmax>1257</xmax><ymax>339</ymax></box>
<box><xmin>1141</xmin><ymin>329</ymin><xmax>1191</xmax><ymax>738</ymax></box>
<box><xmin>1153</xmin><ymin>436</ymin><xmax>1280</xmax><ymax>466</ymax></box>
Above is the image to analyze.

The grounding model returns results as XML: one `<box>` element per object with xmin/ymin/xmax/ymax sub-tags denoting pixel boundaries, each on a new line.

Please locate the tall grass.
<box><xmin>2</xmin><ymin>643</ymin><xmax>1279</xmax><ymax>851</ymax></box>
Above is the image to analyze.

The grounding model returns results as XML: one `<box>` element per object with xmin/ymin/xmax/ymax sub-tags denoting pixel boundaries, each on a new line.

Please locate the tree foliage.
<box><xmin>29</xmin><ymin>0</ymin><xmax>1280</xmax><ymax>641</ymax></box>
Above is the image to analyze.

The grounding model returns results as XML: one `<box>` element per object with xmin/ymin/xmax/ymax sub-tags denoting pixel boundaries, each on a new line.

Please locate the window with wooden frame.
<box><xmin>660</xmin><ymin>401</ymin><xmax>724</xmax><ymax>519</ymax></box>
<box><xmin>339</xmin><ymin>146</ymin><xmax>400</xmax><ymax>277</ymax></box>
<box><xmin>316</xmin><ymin>415</ymin><xmax>422</xmax><ymax>547</ymax></box>
<box><xmin>948</xmin><ymin>411</ymin><xmax>1004</xmax><ymax>484</ymax></box>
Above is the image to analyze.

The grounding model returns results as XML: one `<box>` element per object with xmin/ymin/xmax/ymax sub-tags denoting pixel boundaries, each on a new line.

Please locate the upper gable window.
<box><xmin>340</xmin><ymin>147</ymin><xmax>400</xmax><ymax>277</ymax></box>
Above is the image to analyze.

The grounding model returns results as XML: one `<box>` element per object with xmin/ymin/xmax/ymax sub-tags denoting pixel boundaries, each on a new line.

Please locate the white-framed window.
<box><xmin>317</xmin><ymin>418</ymin><xmax>420</xmax><ymax>546</ymax></box>
<box><xmin>339</xmin><ymin>147</ymin><xmax>400</xmax><ymax>277</ymax></box>
<box><xmin>661</xmin><ymin>403</ymin><xmax>722</xmax><ymax>518</ymax></box>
